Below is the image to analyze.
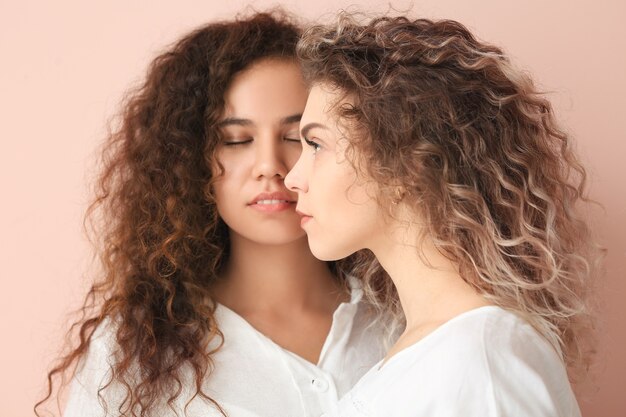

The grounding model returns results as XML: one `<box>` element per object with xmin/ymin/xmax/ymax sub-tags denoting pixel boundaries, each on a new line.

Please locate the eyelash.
<box><xmin>223</xmin><ymin>138</ymin><xmax>253</xmax><ymax>146</ymax></box>
<box><xmin>223</xmin><ymin>137</ymin><xmax>301</xmax><ymax>146</ymax></box>
<box><xmin>304</xmin><ymin>137</ymin><xmax>321</xmax><ymax>153</ymax></box>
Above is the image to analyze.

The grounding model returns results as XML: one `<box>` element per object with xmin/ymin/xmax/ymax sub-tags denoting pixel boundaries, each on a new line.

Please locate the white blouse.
<box><xmin>63</xmin><ymin>278</ymin><xmax>387</xmax><ymax>417</ymax></box>
<box><xmin>323</xmin><ymin>306</ymin><xmax>581</xmax><ymax>417</ymax></box>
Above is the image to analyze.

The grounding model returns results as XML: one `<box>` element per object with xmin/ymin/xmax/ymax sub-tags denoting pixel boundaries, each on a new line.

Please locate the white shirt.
<box><xmin>63</xmin><ymin>278</ymin><xmax>387</xmax><ymax>417</ymax></box>
<box><xmin>324</xmin><ymin>306</ymin><xmax>581</xmax><ymax>417</ymax></box>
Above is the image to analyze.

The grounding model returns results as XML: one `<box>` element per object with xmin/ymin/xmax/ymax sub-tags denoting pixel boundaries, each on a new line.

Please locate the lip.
<box><xmin>248</xmin><ymin>191</ymin><xmax>297</xmax><ymax>213</ymax></box>
<box><xmin>295</xmin><ymin>208</ymin><xmax>311</xmax><ymax>217</ymax></box>
<box><xmin>295</xmin><ymin>208</ymin><xmax>313</xmax><ymax>227</ymax></box>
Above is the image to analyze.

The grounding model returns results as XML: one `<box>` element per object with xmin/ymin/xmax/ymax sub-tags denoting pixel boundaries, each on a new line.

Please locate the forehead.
<box><xmin>302</xmin><ymin>84</ymin><xmax>348</xmax><ymax>123</ymax></box>
<box><xmin>222</xmin><ymin>59</ymin><xmax>307</xmax><ymax>121</ymax></box>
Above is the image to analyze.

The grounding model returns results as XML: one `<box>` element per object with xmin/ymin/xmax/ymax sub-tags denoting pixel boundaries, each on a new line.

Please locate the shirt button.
<box><xmin>312</xmin><ymin>378</ymin><xmax>329</xmax><ymax>392</ymax></box>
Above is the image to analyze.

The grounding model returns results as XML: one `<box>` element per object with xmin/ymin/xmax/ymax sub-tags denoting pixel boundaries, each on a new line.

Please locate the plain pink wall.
<box><xmin>1</xmin><ymin>1</ymin><xmax>624</xmax><ymax>416</ymax></box>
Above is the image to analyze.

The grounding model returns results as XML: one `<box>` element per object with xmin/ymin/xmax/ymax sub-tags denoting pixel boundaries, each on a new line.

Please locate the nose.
<box><xmin>252</xmin><ymin>133</ymin><xmax>288</xmax><ymax>179</ymax></box>
<box><xmin>285</xmin><ymin>150</ymin><xmax>307</xmax><ymax>193</ymax></box>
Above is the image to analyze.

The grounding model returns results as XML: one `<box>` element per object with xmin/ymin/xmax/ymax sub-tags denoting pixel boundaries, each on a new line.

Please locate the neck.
<box><xmin>214</xmin><ymin>232</ymin><xmax>344</xmax><ymax>314</ymax></box>
<box><xmin>371</xmin><ymin>220</ymin><xmax>489</xmax><ymax>330</ymax></box>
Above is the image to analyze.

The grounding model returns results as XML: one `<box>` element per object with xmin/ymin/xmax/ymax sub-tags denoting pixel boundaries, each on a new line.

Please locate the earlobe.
<box><xmin>391</xmin><ymin>186</ymin><xmax>406</xmax><ymax>205</ymax></box>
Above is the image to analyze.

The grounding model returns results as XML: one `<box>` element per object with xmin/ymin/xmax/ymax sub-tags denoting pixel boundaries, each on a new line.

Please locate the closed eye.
<box><xmin>223</xmin><ymin>138</ymin><xmax>253</xmax><ymax>146</ymax></box>
<box><xmin>283</xmin><ymin>127</ymin><xmax>301</xmax><ymax>143</ymax></box>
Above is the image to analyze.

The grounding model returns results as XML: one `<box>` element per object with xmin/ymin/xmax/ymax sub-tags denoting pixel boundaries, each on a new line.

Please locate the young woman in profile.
<box><xmin>35</xmin><ymin>12</ymin><xmax>386</xmax><ymax>417</ymax></box>
<box><xmin>286</xmin><ymin>14</ymin><xmax>600</xmax><ymax>417</ymax></box>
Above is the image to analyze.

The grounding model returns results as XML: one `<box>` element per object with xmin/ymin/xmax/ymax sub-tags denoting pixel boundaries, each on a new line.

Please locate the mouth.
<box><xmin>248</xmin><ymin>192</ymin><xmax>297</xmax><ymax>213</ymax></box>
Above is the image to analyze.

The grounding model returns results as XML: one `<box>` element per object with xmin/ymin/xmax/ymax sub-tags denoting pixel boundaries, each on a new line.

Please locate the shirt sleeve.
<box><xmin>481</xmin><ymin>328</ymin><xmax>582</xmax><ymax>417</ymax></box>
<box><xmin>63</xmin><ymin>322</ymin><xmax>122</xmax><ymax>417</ymax></box>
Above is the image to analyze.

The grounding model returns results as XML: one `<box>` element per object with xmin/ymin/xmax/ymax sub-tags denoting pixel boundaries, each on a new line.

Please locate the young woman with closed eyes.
<box><xmin>286</xmin><ymin>14</ymin><xmax>599</xmax><ymax>417</ymax></box>
<box><xmin>35</xmin><ymin>12</ymin><xmax>387</xmax><ymax>417</ymax></box>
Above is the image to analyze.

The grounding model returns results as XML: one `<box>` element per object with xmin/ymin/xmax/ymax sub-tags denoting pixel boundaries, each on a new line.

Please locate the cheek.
<box><xmin>213</xmin><ymin>149</ymin><xmax>235</xmax><ymax>174</ymax></box>
<box><xmin>211</xmin><ymin>179</ymin><xmax>231</xmax><ymax>218</ymax></box>
<box><xmin>327</xmin><ymin>175</ymin><xmax>378</xmax><ymax>231</ymax></box>
<box><xmin>314</xmin><ymin>169</ymin><xmax>354</xmax><ymax>221</ymax></box>
<box><xmin>284</xmin><ymin>145</ymin><xmax>303</xmax><ymax>170</ymax></box>
<box><xmin>335</xmin><ymin>187</ymin><xmax>365</xmax><ymax>227</ymax></box>
<box><xmin>214</xmin><ymin>151</ymin><xmax>250</xmax><ymax>182</ymax></box>
<box><xmin>212</xmin><ymin>157</ymin><xmax>245</xmax><ymax>208</ymax></box>
<box><xmin>332</xmin><ymin>164</ymin><xmax>361</xmax><ymax>205</ymax></box>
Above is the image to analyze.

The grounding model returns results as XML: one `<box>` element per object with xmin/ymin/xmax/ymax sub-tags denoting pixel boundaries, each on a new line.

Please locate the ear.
<box><xmin>391</xmin><ymin>186</ymin><xmax>406</xmax><ymax>205</ymax></box>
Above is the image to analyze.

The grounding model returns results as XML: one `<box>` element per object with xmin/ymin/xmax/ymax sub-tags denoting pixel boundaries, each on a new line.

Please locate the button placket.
<box><xmin>311</xmin><ymin>377</ymin><xmax>329</xmax><ymax>392</ymax></box>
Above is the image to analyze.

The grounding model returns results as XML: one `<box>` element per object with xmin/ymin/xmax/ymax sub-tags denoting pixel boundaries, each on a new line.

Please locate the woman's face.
<box><xmin>212</xmin><ymin>59</ymin><xmax>307</xmax><ymax>245</ymax></box>
<box><xmin>285</xmin><ymin>84</ymin><xmax>383</xmax><ymax>261</ymax></box>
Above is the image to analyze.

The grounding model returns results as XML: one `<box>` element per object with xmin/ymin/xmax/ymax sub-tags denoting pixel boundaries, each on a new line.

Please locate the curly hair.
<box><xmin>297</xmin><ymin>14</ymin><xmax>600</xmax><ymax>381</ymax></box>
<box><xmin>35</xmin><ymin>10</ymin><xmax>317</xmax><ymax>417</ymax></box>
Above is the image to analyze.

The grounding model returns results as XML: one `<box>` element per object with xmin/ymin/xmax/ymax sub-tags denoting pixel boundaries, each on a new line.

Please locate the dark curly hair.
<box><xmin>297</xmin><ymin>14</ymin><xmax>601</xmax><ymax>382</ymax></box>
<box><xmin>35</xmin><ymin>10</ymin><xmax>320</xmax><ymax>417</ymax></box>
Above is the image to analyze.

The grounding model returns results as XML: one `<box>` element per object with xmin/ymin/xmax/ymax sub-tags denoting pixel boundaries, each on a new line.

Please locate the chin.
<box><xmin>250</xmin><ymin>227</ymin><xmax>307</xmax><ymax>246</ymax></box>
<box><xmin>308</xmin><ymin>239</ymin><xmax>350</xmax><ymax>262</ymax></box>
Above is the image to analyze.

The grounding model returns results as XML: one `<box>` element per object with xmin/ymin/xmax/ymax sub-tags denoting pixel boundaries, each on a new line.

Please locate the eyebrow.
<box><xmin>281</xmin><ymin>114</ymin><xmax>302</xmax><ymax>125</ymax></box>
<box><xmin>217</xmin><ymin>114</ymin><xmax>302</xmax><ymax>128</ymax></box>
<box><xmin>217</xmin><ymin>118</ymin><xmax>252</xmax><ymax>127</ymax></box>
<box><xmin>300</xmin><ymin>122</ymin><xmax>329</xmax><ymax>138</ymax></box>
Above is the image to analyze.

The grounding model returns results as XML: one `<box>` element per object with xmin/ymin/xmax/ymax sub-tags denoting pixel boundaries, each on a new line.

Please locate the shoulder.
<box><xmin>476</xmin><ymin>308</ymin><xmax>581</xmax><ymax>416</ymax></box>
<box><xmin>347</xmin><ymin>307</ymin><xmax>581</xmax><ymax>417</ymax></box>
<box><xmin>452</xmin><ymin>307</ymin><xmax>568</xmax><ymax>386</ymax></box>
<box><xmin>409</xmin><ymin>306</ymin><xmax>565</xmax><ymax>372</ymax></box>
<box><xmin>63</xmin><ymin>317</ymin><xmax>125</xmax><ymax>417</ymax></box>
<box><xmin>74</xmin><ymin>316</ymin><xmax>119</xmax><ymax>376</ymax></box>
<box><xmin>420</xmin><ymin>307</ymin><xmax>579</xmax><ymax>416</ymax></box>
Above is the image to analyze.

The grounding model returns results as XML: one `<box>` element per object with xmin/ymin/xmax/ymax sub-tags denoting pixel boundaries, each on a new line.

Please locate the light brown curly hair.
<box><xmin>35</xmin><ymin>10</ymin><xmax>353</xmax><ymax>417</ymax></box>
<box><xmin>297</xmin><ymin>13</ymin><xmax>601</xmax><ymax>381</ymax></box>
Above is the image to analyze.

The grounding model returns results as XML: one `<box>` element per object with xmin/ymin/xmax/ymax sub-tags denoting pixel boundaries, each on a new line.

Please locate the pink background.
<box><xmin>1</xmin><ymin>1</ymin><xmax>624</xmax><ymax>416</ymax></box>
